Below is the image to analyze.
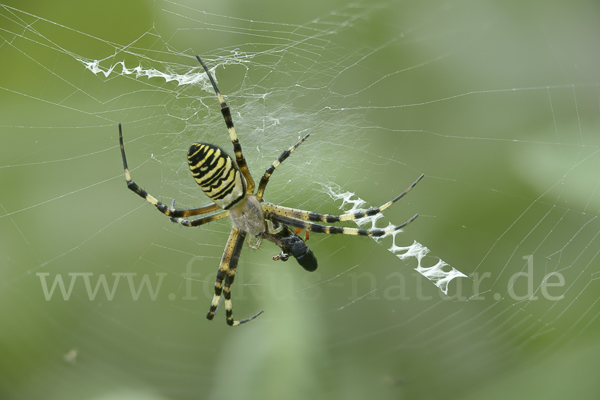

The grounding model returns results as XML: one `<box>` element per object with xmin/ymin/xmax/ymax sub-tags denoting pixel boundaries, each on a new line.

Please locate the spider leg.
<box><xmin>265</xmin><ymin>212</ymin><xmax>419</xmax><ymax>237</ymax></box>
<box><xmin>168</xmin><ymin>199</ymin><xmax>221</xmax><ymax>218</ymax></box>
<box><xmin>255</xmin><ymin>133</ymin><xmax>310</xmax><ymax>201</ymax></box>
<box><xmin>207</xmin><ymin>227</ymin><xmax>264</xmax><ymax>326</ymax></box>
<box><xmin>263</xmin><ymin>174</ymin><xmax>424</xmax><ymax>223</ymax></box>
<box><xmin>119</xmin><ymin>123</ymin><xmax>220</xmax><ymax>218</ymax></box>
<box><xmin>196</xmin><ymin>56</ymin><xmax>255</xmax><ymax>194</ymax></box>
<box><xmin>246</xmin><ymin>235</ymin><xmax>263</xmax><ymax>250</ymax></box>
<box><xmin>170</xmin><ymin>210</ymin><xmax>229</xmax><ymax>227</ymax></box>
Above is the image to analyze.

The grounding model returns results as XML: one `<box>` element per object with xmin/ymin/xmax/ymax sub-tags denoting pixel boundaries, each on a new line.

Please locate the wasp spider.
<box><xmin>119</xmin><ymin>56</ymin><xmax>424</xmax><ymax>326</ymax></box>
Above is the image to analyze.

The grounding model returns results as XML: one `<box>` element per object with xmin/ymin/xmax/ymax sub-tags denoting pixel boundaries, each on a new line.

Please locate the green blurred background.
<box><xmin>1</xmin><ymin>0</ymin><xmax>600</xmax><ymax>399</ymax></box>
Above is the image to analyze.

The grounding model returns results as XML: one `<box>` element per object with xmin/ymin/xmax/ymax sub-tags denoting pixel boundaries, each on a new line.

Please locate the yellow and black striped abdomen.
<box><xmin>188</xmin><ymin>143</ymin><xmax>246</xmax><ymax>210</ymax></box>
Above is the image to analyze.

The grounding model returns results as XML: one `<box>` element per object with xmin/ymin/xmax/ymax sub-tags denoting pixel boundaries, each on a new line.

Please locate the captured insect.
<box><xmin>119</xmin><ymin>56</ymin><xmax>424</xmax><ymax>326</ymax></box>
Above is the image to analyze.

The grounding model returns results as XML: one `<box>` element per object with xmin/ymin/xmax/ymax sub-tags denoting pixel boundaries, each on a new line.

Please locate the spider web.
<box><xmin>1</xmin><ymin>0</ymin><xmax>600</xmax><ymax>399</ymax></box>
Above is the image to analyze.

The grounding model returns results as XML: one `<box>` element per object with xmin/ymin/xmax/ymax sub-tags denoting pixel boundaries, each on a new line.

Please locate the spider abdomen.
<box><xmin>188</xmin><ymin>143</ymin><xmax>246</xmax><ymax>210</ymax></box>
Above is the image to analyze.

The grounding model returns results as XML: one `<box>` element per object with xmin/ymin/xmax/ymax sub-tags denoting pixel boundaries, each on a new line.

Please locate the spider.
<box><xmin>118</xmin><ymin>55</ymin><xmax>424</xmax><ymax>326</ymax></box>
